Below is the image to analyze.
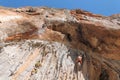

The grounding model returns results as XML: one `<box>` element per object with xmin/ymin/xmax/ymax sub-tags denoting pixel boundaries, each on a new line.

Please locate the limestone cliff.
<box><xmin>0</xmin><ymin>7</ymin><xmax>120</xmax><ymax>80</ymax></box>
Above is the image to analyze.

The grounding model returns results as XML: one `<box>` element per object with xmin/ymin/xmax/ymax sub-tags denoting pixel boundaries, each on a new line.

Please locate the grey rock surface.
<box><xmin>0</xmin><ymin>40</ymin><xmax>85</xmax><ymax>80</ymax></box>
<box><xmin>0</xmin><ymin>7</ymin><xmax>120</xmax><ymax>80</ymax></box>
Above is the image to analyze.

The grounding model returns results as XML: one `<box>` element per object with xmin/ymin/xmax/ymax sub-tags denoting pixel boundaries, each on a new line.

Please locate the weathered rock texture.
<box><xmin>0</xmin><ymin>7</ymin><xmax>120</xmax><ymax>80</ymax></box>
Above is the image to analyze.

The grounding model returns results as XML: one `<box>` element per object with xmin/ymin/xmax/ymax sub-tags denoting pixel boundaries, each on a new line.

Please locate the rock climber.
<box><xmin>76</xmin><ymin>56</ymin><xmax>82</xmax><ymax>65</ymax></box>
<box><xmin>74</xmin><ymin>55</ymin><xmax>83</xmax><ymax>80</ymax></box>
<box><xmin>75</xmin><ymin>55</ymin><xmax>83</xmax><ymax>71</ymax></box>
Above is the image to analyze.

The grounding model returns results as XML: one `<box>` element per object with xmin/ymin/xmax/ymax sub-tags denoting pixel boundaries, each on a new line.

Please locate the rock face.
<box><xmin>0</xmin><ymin>7</ymin><xmax>120</xmax><ymax>80</ymax></box>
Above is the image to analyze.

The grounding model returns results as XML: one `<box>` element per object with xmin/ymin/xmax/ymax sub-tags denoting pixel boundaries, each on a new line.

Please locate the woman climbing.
<box><xmin>76</xmin><ymin>55</ymin><xmax>83</xmax><ymax>71</ymax></box>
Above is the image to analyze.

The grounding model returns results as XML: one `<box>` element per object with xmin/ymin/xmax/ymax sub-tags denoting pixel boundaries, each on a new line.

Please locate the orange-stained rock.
<box><xmin>0</xmin><ymin>7</ymin><xmax>120</xmax><ymax>80</ymax></box>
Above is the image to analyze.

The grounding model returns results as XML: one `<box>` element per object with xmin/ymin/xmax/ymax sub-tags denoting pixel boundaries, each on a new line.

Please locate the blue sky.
<box><xmin>0</xmin><ymin>0</ymin><xmax>120</xmax><ymax>16</ymax></box>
